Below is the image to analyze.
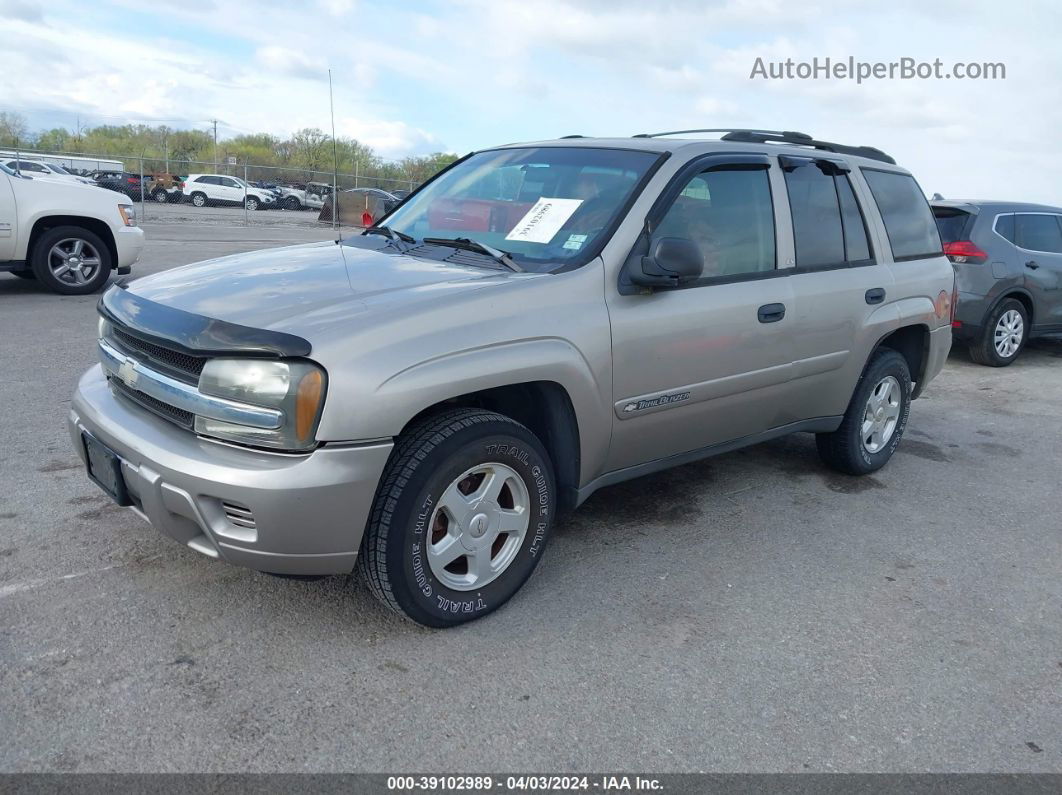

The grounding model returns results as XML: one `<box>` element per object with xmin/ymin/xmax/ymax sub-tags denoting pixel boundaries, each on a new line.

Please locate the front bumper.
<box><xmin>115</xmin><ymin>226</ymin><xmax>145</xmax><ymax>269</ymax></box>
<box><xmin>69</xmin><ymin>364</ymin><xmax>393</xmax><ymax>575</ymax></box>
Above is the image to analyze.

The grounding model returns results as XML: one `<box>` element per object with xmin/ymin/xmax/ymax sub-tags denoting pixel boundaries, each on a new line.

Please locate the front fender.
<box><xmin>330</xmin><ymin>337</ymin><xmax>611</xmax><ymax>487</ymax></box>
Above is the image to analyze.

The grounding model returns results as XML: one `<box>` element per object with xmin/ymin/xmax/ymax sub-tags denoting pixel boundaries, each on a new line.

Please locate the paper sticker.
<box><xmin>562</xmin><ymin>234</ymin><xmax>585</xmax><ymax>250</ymax></box>
<box><xmin>505</xmin><ymin>198</ymin><xmax>583</xmax><ymax>244</ymax></box>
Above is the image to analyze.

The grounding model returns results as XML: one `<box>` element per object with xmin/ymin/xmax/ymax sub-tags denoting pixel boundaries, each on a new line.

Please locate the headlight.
<box><xmin>98</xmin><ymin>316</ymin><xmax>112</xmax><ymax>339</ymax></box>
<box><xmin>195</xmin><ymin>358</ymin><xmax>326</xmax><ymax>451</ymax></box>
<box><xmin>118</xmin><ymin>204</ymin><xmax>137</xmax><ymax>226</ymax></box>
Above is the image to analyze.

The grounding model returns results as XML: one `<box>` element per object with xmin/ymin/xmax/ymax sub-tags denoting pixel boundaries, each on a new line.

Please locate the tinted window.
<box><xmin>784</xmin><ymin>162</ymin><xmax>844</xmax><ymax>267</ymax></box>
<box><xmin>933</xmin><ymin>207</ymin><xmax>975</xmax><ymax>243</ymax></box>
<box><xmin>1014</xmin><ymin>214</ymin><xmax>1062</xmax><ymax>253</ymax></box>
<box><xmin>655</xmin><ymin>167</ymin><xmax>775</xmax><ymax>278</ymax></box>
<box><xmin>194</xmin><ymin>176</ymin><xmax>215</xmax><ymax>185</ymax></box>
<box><xmin>784</xmin><ymin>163</ymin><xmax>871</xmax><ymax>266</ymax></box>
<box><xmin>862</xmin><ymin>170</ymin><xmax>942</xmax><ymax>260</ymax></box>
<box><xmin>995</xmin><ymin>214</ymin><xmax>1015</xmax><ymax>243</ymax></box>
<box><xmin>220</xmin><ymin>178</ymin><xmax>239</xmax><ymax>188</ymax></box>
<box><xmin>837</xmin><ymin>176</ymin><xmax>871</xmax><ymax>262</ymax></box>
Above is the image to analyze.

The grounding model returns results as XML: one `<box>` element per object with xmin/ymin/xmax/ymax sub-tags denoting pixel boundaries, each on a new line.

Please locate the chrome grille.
<box><xmin>111</xmin><ymin>326</ymin><xmax>205</xmax><ymax>382</ymax></box>
<box><xmin>222</xmin><ymin>502</ymin><xmax>256</xmax><ymax>530</ymax></box>
<box><xmin>110</xmin><ymin>378</ymin><xmax>194</xmax><ymax>428</ymax></box>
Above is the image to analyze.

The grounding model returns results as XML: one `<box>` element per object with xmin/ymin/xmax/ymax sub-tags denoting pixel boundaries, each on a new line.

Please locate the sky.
<box><xmin>1</xmin><ymin>0</ymin><xmax>1059</xmax><ymax>202</ymax></box>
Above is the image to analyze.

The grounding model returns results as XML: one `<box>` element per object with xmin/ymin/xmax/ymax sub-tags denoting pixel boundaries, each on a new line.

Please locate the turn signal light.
<box><xmin>295</xmin><ymin>369</ymin><xmax>325</xmax><ymax>442</ymax></box>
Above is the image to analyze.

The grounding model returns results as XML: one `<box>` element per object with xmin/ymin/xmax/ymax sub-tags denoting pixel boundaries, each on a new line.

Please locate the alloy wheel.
<box><xmin>861</xmin><ymin>375</ymin><xmax>902</xmax><ymax>454</ymax></box>
<box><xmin>426</xmin><ymin>462</ymin><xmax>530</xmax><ymax>591</ymax></box>
<box><xmin>47</xmin><ymin>238</ymin><xmax>102</xmax><ymax>286</ymax></box>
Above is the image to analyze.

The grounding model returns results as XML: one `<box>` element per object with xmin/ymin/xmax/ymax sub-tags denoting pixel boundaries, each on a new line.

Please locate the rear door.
<box><xmin>778</xmin><ymin>156</ymin><xmax>895</xmax><ymax>420</ymax></box>
<box><xmin>605</xmin><ymin>154</ymin><xmax>797</xmax><ymax>472</ymax></box>
<box><xmin>1013</xmin><ymin>213</ymin><xmax>1062</xmax><ymax>331</ymax></box>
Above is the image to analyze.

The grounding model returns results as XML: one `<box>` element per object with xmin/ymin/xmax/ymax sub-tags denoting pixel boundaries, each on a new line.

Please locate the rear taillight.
<box><xmin>126</xmin><ymin>176</ymin><xmax>139</xmax><ymax>184</ymax></box>
<box><xmin>942</xmin><ymin>241</ymin><xmax>987</xmax><ymax>264</ymax></box>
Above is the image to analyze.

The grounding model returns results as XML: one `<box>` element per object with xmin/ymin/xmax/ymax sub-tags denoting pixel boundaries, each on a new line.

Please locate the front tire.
<box><xmin>816</xmin><ymin>348</ymin><xmax>912</xmax><ymax>476</ymax></box>
<box><xmin>969</xmin><ymin>298</ymin><xmax>1027</xmax><ymax>367</ymax></box>
<box><xmin>245</xmin><ymin>196</ymin><xmax>260</xmax><ymax>211</ymax></box>
<box><xmin>284</xmin><ymin>196</ymin><xmax>301</xmax><ymax>210</ymax></box>
<box><xmin>359</xmin><ymin>408</ymin><xmax>556</xmax><ymax>627</ymax></box>
<box><xmin>30</xmin><ymin>226</ymin><xmax>112</xmax><ymax>295</ymax></box>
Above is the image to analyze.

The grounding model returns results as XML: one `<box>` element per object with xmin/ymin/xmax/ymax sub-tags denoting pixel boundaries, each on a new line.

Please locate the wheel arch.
<box><xmin>27</xmin><ymin>216</ymin><xmax>118</xmax><ymax>270</ymax></box>
<box><xmin>397</xmin><ymin>381</ymin><xmax>582</xmax><ymax>515</ymax></box>
<box><xmin>989</xmin><ymin>289</ymin><xmax>1034</xmax><ymax>328</ymax></box>
<box><xmin>873</xmin><ymin>323</ymin><xmax>930</xmax><ymax>398</ymax></box>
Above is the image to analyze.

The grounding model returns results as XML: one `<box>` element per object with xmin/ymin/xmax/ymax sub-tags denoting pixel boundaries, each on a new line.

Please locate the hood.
<box><xmin>125</xmin><ymin>238</ymin><xmax>510</xmax><ymax>333</ymax></box>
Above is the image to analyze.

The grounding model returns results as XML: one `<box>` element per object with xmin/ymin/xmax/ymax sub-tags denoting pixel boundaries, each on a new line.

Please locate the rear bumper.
<box><xmin>917</xmin><ymin>324</ymin><xmax>953</xmax><ymax>397</ymax></box>
<box><xmin>69</xmin><ymin>364</ymin><xmax>393</xmax><ymax>575</ymax></box>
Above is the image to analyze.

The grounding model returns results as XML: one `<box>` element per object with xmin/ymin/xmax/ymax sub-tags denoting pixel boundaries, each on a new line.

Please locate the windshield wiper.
<box><xmin>364</xmin><ymin>225</ymin><xmax>415</xmax><ymax>244</ymax></box>
<box><xmin>422</xmin><ymin>237</ymin><xmax>524</xmax><ymax>272</ymax></box>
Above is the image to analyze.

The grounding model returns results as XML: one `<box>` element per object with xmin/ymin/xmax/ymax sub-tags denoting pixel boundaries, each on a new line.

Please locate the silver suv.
<box><xmin>69</xmin><ymin>130</ymin><xmax>954</xmax><ymax>627</ymax></box>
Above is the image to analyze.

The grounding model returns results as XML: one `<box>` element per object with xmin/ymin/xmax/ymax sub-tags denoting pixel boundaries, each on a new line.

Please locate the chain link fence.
<box><xmin>0</xmin><ymin>145</ymin><xmax>424</xmax><ymax>230</ymax></box>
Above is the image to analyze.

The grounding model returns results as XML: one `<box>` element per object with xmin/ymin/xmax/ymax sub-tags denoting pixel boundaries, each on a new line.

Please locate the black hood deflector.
<box><xmin>99</xmin><ymin>284</ymin><xmax>312</xmax><ymax>359</ymax></box>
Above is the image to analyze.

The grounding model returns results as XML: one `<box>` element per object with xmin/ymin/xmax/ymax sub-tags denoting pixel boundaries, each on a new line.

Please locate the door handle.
<box><xmin>865</xmin><ymin>287</ymin><xmax>886</xmax><ymax>305</ymax></box>
<box><xmin>757</xmin><ymin>303</ymin><xmax>786</xmax><ymax>323</ymax></box>
<box><xmin>1026</xmin><ymin>260</ymin><xmax>1040</xmax><ymax>270</ymax></box>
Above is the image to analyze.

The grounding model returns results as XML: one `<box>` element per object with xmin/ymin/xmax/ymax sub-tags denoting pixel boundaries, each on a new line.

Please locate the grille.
<box><xmin>111</xmin><ymin>326</ymin><xmax>205</xmax><ymax>381</ymax></box>
<box><xmin>222</xmin><ymin>502</ymin><xmax>256</xmax><ymax>530</ymax></box>
<box><xmin>110</xmin><ymin>377</ymin><xmax>194</xmax><ymax>429</ymax></box>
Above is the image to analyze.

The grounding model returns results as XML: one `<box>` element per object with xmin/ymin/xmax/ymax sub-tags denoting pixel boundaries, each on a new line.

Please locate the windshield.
<box><xmin>380</xmin><ymin>146</ymin><xmax>660</xmax><ymax>271</ymax></box>
<box><xmin>47</xmin><ymin>163</ymin><xmax>71</xmax><ymax>175</ymax></box>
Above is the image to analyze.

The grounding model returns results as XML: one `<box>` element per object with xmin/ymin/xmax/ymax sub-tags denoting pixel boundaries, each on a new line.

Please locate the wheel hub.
<box><xmin>861</xmin><ymin>375</ymin><xmax>902</xmax><ymax>454</ymax></box>
<box><xmin>426</xmin><ymin>462</ymin><xmax>530</xmax><ymax>591</ymax></box>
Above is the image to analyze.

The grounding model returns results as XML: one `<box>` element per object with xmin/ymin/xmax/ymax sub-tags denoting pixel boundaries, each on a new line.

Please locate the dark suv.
<box><xmin>933</xmin><ymin>201</ymin><xmax>1062</xmax><ymax>366</ymax></box>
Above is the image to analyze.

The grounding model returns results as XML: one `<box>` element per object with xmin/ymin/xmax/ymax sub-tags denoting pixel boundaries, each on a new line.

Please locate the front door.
<box><xmin>0</xmin><ymin>171</ymin><xmax>17</xmax><ymax>261</ymax></box>
<box><xmin>605</xmin><ymin>155</ymin><xmax>798</xmax><ymax>473</ymax></box>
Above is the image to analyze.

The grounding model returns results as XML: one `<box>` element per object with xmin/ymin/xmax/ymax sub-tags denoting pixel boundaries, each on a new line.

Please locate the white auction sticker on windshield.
<box><xmin>505</xmin><ymin>198</ymin><xmax>583</xmax><ymax>244</ymax></box>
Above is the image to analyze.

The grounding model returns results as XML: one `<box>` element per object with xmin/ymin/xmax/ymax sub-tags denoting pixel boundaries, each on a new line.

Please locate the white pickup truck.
<box><xmin>0</xmin><ymin>162</ymin><xmax>145</xmax><ymax>294</ymax></box>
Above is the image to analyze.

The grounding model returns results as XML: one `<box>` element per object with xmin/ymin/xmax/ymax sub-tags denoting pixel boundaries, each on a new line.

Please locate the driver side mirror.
<box><xmin>630</xmin><ymin>237</ymin><xmax>704</xmax><ymax>289</ymax></box>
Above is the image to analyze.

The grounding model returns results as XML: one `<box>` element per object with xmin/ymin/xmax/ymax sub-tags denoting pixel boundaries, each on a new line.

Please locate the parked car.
<box><xmin>277</xmin><ymin>181</ymin><xmax>330</xmax><ymax>211</ymax></box>
<box><xmin>1</xmin><ymin>159</ymin><xmax>95</xmax><ymax>185</ymax></box>
<box><xmin>148</xmin><ymin>173</ymin><xmax>186</xmax><ymax>204</ymax></box>
<box><xmin>182</xmin><ymin>174</ymin><xmax>276</xmax><ymax>210</ymax></box>
<box><xmin>933</xmin><ymin>200</ymin><xmax>1062</xmax><ymax>366</ymax></box>
<box><xmin>69</xmin><ymin>130</ymin><xmax>952</xmax><ymax>626</ymax></box>
<box><xmin>0</xmin><ymin>161</ymin><xmax>144</xmax><ymax>294</ymax></box>
<box><xmin>93</xmin><ymin>172</ymin><xmax>151</xmax><ymax>202</ymax></box>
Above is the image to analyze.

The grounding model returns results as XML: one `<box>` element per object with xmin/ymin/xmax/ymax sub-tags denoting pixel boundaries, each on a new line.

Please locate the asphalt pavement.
<box><xmin>1</xmin><ymin>215</ymin><xmax>1059</xmax><ymax>772</ymax></box>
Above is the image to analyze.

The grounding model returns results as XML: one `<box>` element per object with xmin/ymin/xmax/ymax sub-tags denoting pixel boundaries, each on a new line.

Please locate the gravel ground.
<box><xmin>1</xmin><ymin>220</ymin><xmax>1059</xmax><ymax>773</ymax></box>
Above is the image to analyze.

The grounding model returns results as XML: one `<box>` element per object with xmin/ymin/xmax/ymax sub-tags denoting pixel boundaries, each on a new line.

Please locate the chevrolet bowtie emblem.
<box><xmin>118</xmin><ymin>359</ymin><xmax>139</xmax><ymax>389</ymax></box>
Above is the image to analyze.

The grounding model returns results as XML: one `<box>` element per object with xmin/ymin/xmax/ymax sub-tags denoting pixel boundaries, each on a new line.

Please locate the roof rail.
<box><xmin>631</xmin><ymin>128</ymin><xmax>895</xmax><ymax>165</ymax></box>
<box><xmin>633</xmin><ymin>128</ymin><xmax>806</xmax><ymax>139</ymax></box>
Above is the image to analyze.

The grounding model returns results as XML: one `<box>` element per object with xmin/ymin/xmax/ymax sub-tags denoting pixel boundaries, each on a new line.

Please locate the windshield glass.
<box><xmin>380</xmin><ymin>146</ymin><xmax>660</xmax><ymax>271</ymax></box>
<box><xmin>47</xmin><ymin>163</ymin><xmax>71</xmax><ymax>174</ymax></box>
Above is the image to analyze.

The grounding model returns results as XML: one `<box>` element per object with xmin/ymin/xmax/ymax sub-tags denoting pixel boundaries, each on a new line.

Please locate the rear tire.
<box><xmin>190</xmin><ymin>192</ymin><xmax>207</xmax><ymax>208</ymax></box>
<box><xmin>359</xmin><ymin>408</ymin><xmax>555</xmax><ymax>627</ymax></box>
<box><xmin>152</xmin><ymin>189</ymin><xmax>169</xmax><ymax>203</ymax></box>
<box><xmin>816</xmin><ymin>348</ymin><xmax>912</xmax><ymax>476</ymax></box>
<box><xmin>284</xmin><ymin>196</ymin><xmax>301</xmax><ymax>210</ymax></box>
<box><xmin>30</xmin><ymin>225</ymin><xmax>112</xmax><ymax>295</ymax></box>
<box><xmin>969</xmin><ymin>298</ymin><xmax>1027</xmax><ymax>367</ymax></box>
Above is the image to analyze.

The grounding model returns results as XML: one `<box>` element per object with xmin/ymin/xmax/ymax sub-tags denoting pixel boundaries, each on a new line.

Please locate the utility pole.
<box><xmin>212</xmin><ymin>119</ymin><xmax>218</xmax><ymax>173</ymax></box>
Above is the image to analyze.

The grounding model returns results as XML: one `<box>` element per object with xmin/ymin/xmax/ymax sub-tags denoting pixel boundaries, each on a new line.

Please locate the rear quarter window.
<box><xmin>863</xmin><ymin>169</ymin><xmax>942</xmax><ymax>260</ymax></box>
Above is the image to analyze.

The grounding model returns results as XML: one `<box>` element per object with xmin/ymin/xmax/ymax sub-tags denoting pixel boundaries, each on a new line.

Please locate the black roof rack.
<box><xmin>631</xmin><ymin>128</ymin><xmax>895</xmax><ymax>165</ymax></box>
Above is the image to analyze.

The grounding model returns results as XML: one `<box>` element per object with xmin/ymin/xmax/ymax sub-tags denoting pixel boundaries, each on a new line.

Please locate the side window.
<box><xmin>1014</xmin><ymin>214</ymin><xmax>1062</xmax><ymax>254</ymax></box>
<box><xmin>195</xmin><ymin>176</ymin><xmax>213</xmax><ymax>185</ymax></box>
<box><xmin>862</xmin><ymin>169</ymin><xmax>942</xmax><ymax>260</ymax></box>
<box><xmin>220</xmin><ymin>178</ymin><xmax>239</xmax><ymax>188</ymax></box>
<box><xmin>783</xmin><ymin>161</ymin><xmax>871</xmax><ymax>267</ymax></box>
<box><xmin>654</xmin><ymin>167</ymin><xmax>775</xmax><ymax>279</ymax></box>
<box><xmin>995</xmin><ymin>214</ymin><xmax>1016</xmax><ymax>243</ymax></box>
